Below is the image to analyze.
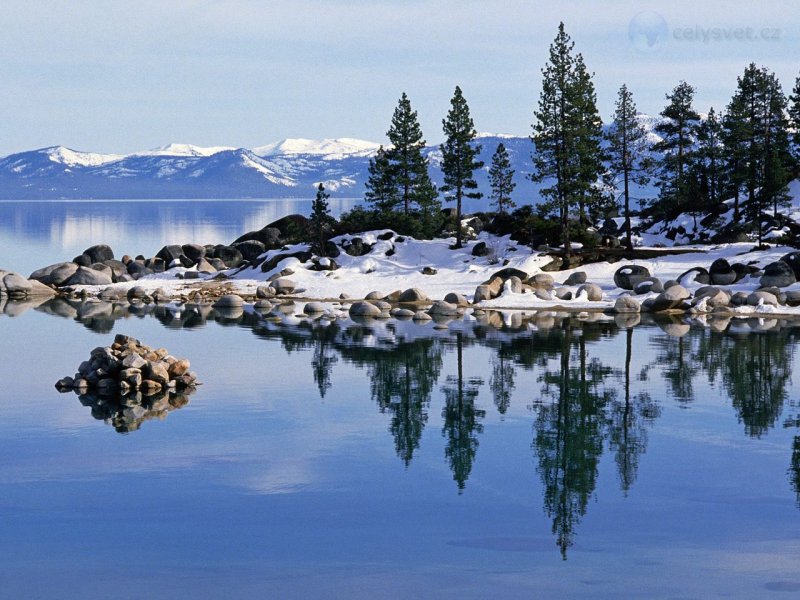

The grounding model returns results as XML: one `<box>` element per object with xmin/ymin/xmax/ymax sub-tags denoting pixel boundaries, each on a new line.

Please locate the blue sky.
<box><xmin>0</xmin><ymin>0</ymin><xmax>797</xmax><ymax>155</ymax></box>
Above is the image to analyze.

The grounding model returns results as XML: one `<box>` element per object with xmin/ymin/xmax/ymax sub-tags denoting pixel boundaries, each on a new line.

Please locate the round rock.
<box><xmin>613</xmin><ymin>265</ymin><xmax>651</xmax><ymax>290</ymax></box>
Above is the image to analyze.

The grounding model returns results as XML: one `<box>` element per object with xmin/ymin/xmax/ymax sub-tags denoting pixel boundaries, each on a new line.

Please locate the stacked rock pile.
<box><xmin>55</xmin><ymin>334</ymin><xmax>198</xmax><ymax>397</ymax></box>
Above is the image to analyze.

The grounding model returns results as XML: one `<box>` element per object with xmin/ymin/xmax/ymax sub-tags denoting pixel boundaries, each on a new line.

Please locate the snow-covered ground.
<box><xmin>61</xmin><ymin>227</ymin><xmax>800</xmax><ymax>318</ymax></box>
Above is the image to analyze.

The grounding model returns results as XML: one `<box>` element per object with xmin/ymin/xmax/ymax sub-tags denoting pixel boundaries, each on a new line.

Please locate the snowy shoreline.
<box><xmin>18</xmin><ymin>228</ymin><xmax>800</xmax><ymax>321</ymax></box>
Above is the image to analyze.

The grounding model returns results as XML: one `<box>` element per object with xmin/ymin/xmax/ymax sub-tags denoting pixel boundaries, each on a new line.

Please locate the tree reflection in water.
<box><xmin>18</xmin><ymin>295</ymin><xmax>800</xmax><ymax>558</ymax></box>
<box><xmin>441</xmin><ymin>332</ymin><xmax>485</xmax><ymax>492</ymax></box>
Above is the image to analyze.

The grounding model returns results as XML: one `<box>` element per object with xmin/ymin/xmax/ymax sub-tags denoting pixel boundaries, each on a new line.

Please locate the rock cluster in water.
<box><xmin>55</xmin><ymin>334</ymin><xmax>198</xmax><ymax>398</ymax></box>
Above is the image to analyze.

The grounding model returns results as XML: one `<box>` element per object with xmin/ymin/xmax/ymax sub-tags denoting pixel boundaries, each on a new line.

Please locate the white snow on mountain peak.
<box><xmin>475</xmin><ymin>132</ymin><xmax>518</xmax><ymax>139</ymax></box>
<box><xmin>253</xmin><ymin>138</ymin><xmax>381</xmax><ymax>159</ymax></box>
<box><xmin>45</xmin><ymin>146</ymin><xmax>123</xmax><ymax>167</ymax></box>
<box><xmin>137</xmin><ymin>143</ymin><xmax>236</xmax><ymax>158</ymax></box>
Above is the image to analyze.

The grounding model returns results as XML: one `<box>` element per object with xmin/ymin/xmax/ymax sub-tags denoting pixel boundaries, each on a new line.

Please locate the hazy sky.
<box><xmin>1</xmin><ymin>0</ymin><xmax>797</xmax><ymax>155</ymax></box>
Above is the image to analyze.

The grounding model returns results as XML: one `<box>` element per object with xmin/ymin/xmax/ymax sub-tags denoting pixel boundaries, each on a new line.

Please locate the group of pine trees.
<box><xmin>313</xmin><ymin>22</ymin><xmax>800</xmax><ymax>254</ymax></box>
<box><xmin>537</xmin><ymin>23</ymin><xmax>800</xmax><ymax>253</ymax></box>
<box><xmin>362</xmin><ymin>87</ymin><xmax>509</xmax><ymax>248</ymax></box>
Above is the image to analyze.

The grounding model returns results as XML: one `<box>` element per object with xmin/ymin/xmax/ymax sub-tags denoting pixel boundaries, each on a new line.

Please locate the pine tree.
<box><xmin>488</xmin><ymin>143</ymin><xmax>516</xmax><ymax>214</ymax></box>
<box><xmin>789</xmin><ymin>74</ymin><xmax>800</xmax><ymax>167</ymax></box>
<box><xmin>385</xmin><ymin>93</ymin><xmax>435</xmax><ymax>215</ymax></box>
<box><xmin>726</xmin><ymin>64</ymin><xmax>792</xmax><ymax>244</ymax></box>
<box><xmin>571</xmin><ymin>54</ymin><xmax>608</xmax><ymax>224</ymax></box>
<box><xmin>722</xmin><ymin>92</ymin><xmax>749</xmax><ymax>222</ymax></box>
<box><xmin>652</xmin><ymin>81</ymin><xmax>701</xmax><ymax>218</ymax></box>
<box><xmin>440</xmin><ymin>86</ymin><xmax>483</xmax><ymax>249</ymax></box>
<box><xmin>531</xmin><ymin>23</ymin><xmax>605</xmax><ymax>256</ymax></box>
<box><xmin>695</xmin><ymin>108</ymin><xmax>725</xmax><ymax>205</ymax></box>
<box><xmin>309</xmin><ymin>183</ymin><xmax>335</xmax><ymax>254</ymax></box>
<box><xmin>606</xmin><ymin>84</ymin><xmax>651</xmax><ymax>251</ymax></box>
<box><xmin>364</xmin><ymin>146</ymin><xmax>397</xmax><ymax>212</ymax></box>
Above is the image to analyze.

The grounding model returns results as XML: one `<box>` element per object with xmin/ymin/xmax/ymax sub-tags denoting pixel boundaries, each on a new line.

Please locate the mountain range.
<box><xmin>0</xmin><ymin>117</ymin><xmax>665</xmax><ymax>201</ymax></box>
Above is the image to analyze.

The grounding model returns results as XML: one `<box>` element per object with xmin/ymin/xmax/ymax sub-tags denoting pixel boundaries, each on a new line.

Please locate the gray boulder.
<box><xmin>577</xmin><ymin>283</ymin><xmax>603</xmax><ymax>301</ymax></box>
<box><xmin>272</xmin><ymin>278</ymin><xmax>296</xmax><ymax>294</ymax></box>
<box><xmin>303</xmin><ymin>302</ymin><xmax>326</xmax><ymax>315</ymax></box>
<box><xmin>529</xmin><ymin>273</ymin><xmax>554</xmax><ymax>288</ymax></box>
<box><xmin>779</xmin><ymin>251</ymin><xmax>800</xmax><ymax>279</ymax></box>
<box><xmin>613</xmin><ymin>295</ymin><xmax>641</xmax><ymax>313</ymax></box>
<box><xmin>182</xmin><ymin>244</ymin><xmax>206</xmax><ymax>263</ymax></box>
<box><xmin>29</xmin><ymin>262</ymin><xmax>78</xmax><ymax>286</ymax></box>
<box><xmin>232</xmin><ymin>240</ymin><xmax>267</xmax><ymax>262</ymax></box>
<box><xmin>103</xmin><ymin>260</ymin><xmax>128</xmax><ymax>281</ymax></box>
<box><xmin>213</xmin><ymin>294</ymin><xmax>244</xmax><ymax>309</ymax></box>
<box><xmin>443</xmin><ymin>292</ymin><xmax>469</xmax><ymax>306</ymax></box>
<box><xmin>473</xmin><ymin>285</ymin><xmax>493</xmax><ymax>303</ymax></box>
<box><xmin>64</xmin><ymin>266</ymin><xmax>113</xmax><ymax>286</ymax></box>
<box><xmin>563</xmin><ymin>271</ymin><xmax>587</xmax><ymax>286</ymax></box>
<box><xmin>194</xmin><ymin>257</ymin><xmax>216</xmax><ymax>273</ymax></box>
<box><xmin>554</xmin><ymin>287</ymin><xmax>572</xmax><ymax>301</ymax></box>
<box><xmin>156</xmin><ymin>245</ymin><xmax>183</xmax><ymax>264</ymax></box>
<box><xmin>709</xmin><ymin>258</ymin><xmax>736</xmax><ymax>286</ymax></box>
<box><xmin>760</xmin><ymin>261</ymin><xmax>796</xmax><ymax>288</ymax></box>
<box><xmin>256</xmin><ymin>285</ymin><xmax>275</xmax><ymax>299</ymax></box>
<box><xmin>2</xmin><ymin>272</ymin><xmax>32</xmax><ymax>297</ymax></box>
<box><xmin>614</xmin><ymin>265</ymin><xmax>651</xmax><ymax>290</ymax></box>
<box><xmin>214</xmin><ymin>245</ymin><xmax>244</xmax><ymax>268</ymax></box>
<box><xmin>747</xmin><ymin>291</ymin><xmax>780</xmax><ymax>306</ymax></box>
<box><xmin>507</xmin><ymin>276</ymin><xmax>524</xmax><ymax>294</ymax></box>
<box><xmin>398</xmin><ymin>288</ymin><xmax>429</xmax><ymax>303</ymax></box>
<box><xmin>232</xmin><ymin>226</ymin><xmax>283</xmax><ymax>249</ymax></box>
<box><xmin>651</xmin><ymin>285</ymin><xmax>690</xmax><ymax>312</ymax></box>
<box><xmin>349</xmin><ymin>301</ymin><xmax>383</xmax><ymax>318</ymax></box>
<box><xmin>633</xmin><ymin>277</ymin><xmax>664</xmax><ymax>295</ymax></box>
<box><xmin>472</xmin><ymin>241</ymin><xmax>490</xmax><ymax>257</ymax></box>
<box><xmin>677</xmin><ymin>267</ymin><xmax>711</xmax><ymax>286</ymax></box>
<box><xmin>428</xmin><ymin>300</ymin><xmax>459</xmax><ymax>316</ymax></box>
<box><xmin>730</xmin><ymin>291</ymin><xmax>749</xmax><ymax>306</ymax></box>
<box><xmin>83</xmin><ymin>244</ymin><xmax>114</xmax><ymax>263</ymax></box>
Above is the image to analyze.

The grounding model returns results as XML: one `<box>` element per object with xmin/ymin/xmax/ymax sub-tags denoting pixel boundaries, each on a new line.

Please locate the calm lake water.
<box><xmin>2</xmin><ymin>202</ymin><xmax>800</xmax><ymax>598</ymax></box>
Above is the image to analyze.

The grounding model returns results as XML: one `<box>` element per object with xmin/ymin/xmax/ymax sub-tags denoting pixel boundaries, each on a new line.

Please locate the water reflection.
<box><xmin>6</xmin><ymin>297</ymin><xmax>800</xmax><ymax>558</ymax></box>
<box><xmin>75</xmin><ymin>388</ymin><xmax>192</xmax><ymax>433</ymax></box>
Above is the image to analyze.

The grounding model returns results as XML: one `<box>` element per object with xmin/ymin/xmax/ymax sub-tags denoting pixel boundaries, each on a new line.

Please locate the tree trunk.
<box><xmin>455</xmin><ymin>187</ymin><xmax>463</xmax><ymax>249</ymax></box>
<box><xmin>623</xmin><ymin>168</ymin><xmax>632</xmax><ymax>251</ymax></box>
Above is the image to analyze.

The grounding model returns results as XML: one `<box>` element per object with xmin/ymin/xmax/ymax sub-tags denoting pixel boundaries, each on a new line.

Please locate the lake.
<box><xmin>2</xmin><ymin>201</ymin><xmax>800</xmax><ymax>599</ymax></box>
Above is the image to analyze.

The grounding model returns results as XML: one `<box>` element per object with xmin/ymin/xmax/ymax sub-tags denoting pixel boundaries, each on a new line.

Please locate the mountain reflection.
<box><xmin>9</xmin><ymin>296</ymin><xmax>800</xmax><ymax>556</ymax></box>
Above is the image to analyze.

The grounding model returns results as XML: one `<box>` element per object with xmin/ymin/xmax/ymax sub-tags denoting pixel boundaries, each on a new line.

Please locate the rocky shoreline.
<box><xmin>5</xmin><ymin>214</ymin><xmax>800</xmax><ymax>322</ymax></box>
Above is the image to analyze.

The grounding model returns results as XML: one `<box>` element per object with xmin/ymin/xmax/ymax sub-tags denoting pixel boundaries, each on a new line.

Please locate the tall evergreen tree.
<box><xmin>364</xmin><ymin>146</ymin><xmax>398</xmax><ymax>212</ymax></box>
<box><xmin>651</xmin><ymin>81</ymin><xmax>701</xmax><ymax>218</ymax></box>
<box><xmin>606</xmin><ymin>84</ymin><xmax>651</xmax><ymax>250</ymax></box>
<box><xmin>722</xmin><ymin>92</ymin><xmax>749</xmax><ymax>222</ymax></box>
<box><xmin>531</xmin><ymin>22</ymin><xmax>605</xmax><ymax>256</ymax></box>
<box><xmin>309</xmin><ymin>183</ymin><xmax>335</xmax><ymax>254</ymax></box>
<box><xmin>725</xmin><ymin>64</ymin><xmax>792</xmax><ymax>244</ymax></box>
<box><xmin>440</xmin><ymin>86</ymin><xmax>483</xmax><ymax>249</ymax></box>
<box><xmin>385</xmin><ymin>93</ymin><xmax>435</xmax><ymax>215</ymax></box>
<box><xmin>571</xmin><ymin>54</ymin><xmax>608</xmax><ymax>224</ymax></box>
<box><xmin>488</xmin><ymin>142</ymin><xmax>516</xmax><ymax>214</ymax></box>
<box><xmin>694</xmin><ymin>107</ymin><xmax>725</xmax><ymax>207</ymax></box>
<box><xmin>789</xmin><ymin>74</ymin><xmax>800</xmax><ymax>167</ymax></box>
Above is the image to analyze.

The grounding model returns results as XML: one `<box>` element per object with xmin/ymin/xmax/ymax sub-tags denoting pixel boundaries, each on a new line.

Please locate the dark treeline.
<box><xmin>317</xmin><ymin>22</ymin><xmax>800</xmax><ymax>254</ymax></box>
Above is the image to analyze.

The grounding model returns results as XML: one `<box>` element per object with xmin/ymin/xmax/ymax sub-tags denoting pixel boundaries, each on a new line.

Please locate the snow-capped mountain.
<box><xmin>0</xmin><ymin>117</ymin><xmax>664</xmax><ymax>201</ymax></box>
